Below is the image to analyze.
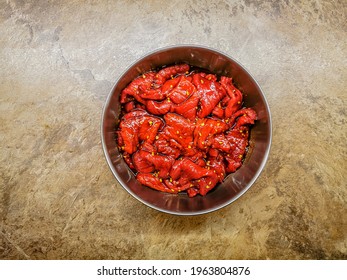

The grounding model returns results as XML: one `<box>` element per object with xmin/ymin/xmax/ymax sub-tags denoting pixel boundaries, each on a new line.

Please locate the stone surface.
<box><xmin>0</xmin><ymin>0</ymin><xmax>346</xmax><ymax>259</ymax></box>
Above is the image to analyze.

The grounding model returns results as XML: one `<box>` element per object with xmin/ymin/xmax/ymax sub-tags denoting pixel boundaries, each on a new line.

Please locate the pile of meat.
<box><xmin>117</xmin><ymin>64</ymin><xmax>257</xmax><ymax>197</ymax></box>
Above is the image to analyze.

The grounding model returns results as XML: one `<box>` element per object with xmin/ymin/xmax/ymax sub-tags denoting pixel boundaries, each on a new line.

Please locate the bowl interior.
<box><xmin>102</xmin><ymin>46</ymin><xmax>271</xmax><ymax>215</ymax></box>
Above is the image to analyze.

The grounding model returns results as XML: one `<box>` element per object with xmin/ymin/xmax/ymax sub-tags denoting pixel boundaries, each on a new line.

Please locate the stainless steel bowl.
<box><xmin>101</xmin><ymin>45</ymin><xmax>272</xmax><ymax>215</ymax></box>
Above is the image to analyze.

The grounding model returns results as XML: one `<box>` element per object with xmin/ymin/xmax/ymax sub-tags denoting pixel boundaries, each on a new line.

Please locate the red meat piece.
<box><xmin>224</xmin><ymin>156</ymin><xmax>242</xmax><ymax>173</ymax></box>
<box><xmin>137</xmin><ymin>173</ymin><xmax>177</xmax><ymax>193</ymax></box>
<box><xmin>132</xmin><ymin>150</ymin><xmax>155</xmax><ymax>173</ymax></box>
<box><xmin>170</xmin><ymin>157</ymin><xmax>215</xmax><ymax>182</ymax></box>
<box><xmin>208</xmin><ymin>148</ymin><xmax>220</xmax><ymax>157</ymax></box>
<box><xmin>124</xmin><ymin>101</ymin><xmax>136</xmax><ymax>112</ymax></box>
<box><xmin>122</xmin><ymin>152</ymin><xmax>135</xmax><ymax>170</ymax></box>
<box><xmin>193</xmin><ymin>118</ymin><xmax>228</xmax><ymax>150</ymax></box>
<box><xmin>167</xmin><ymin>76</ymin><xmax>196</xmax><ymax>104</ymax></box>
<box><xmin>211</xmin><ymin>134</ymin><xmax>231</xmax><ymax>153</ymax></box>
<box><xmin>185</xmin><ymin>151</ymin><xmax>206</xmax><ymax>166</ymax></box>
<box><xmin>135</xmin><ymin>103</ymin><xmax>146</xmax><ymax>110</ymax></box>
<box><xmin>172</xmin><ymin>89</ymin><xmax>199</xmax><ymax>120</ymax></box>
<box><xmin>146</xmin><ymin>99</ymin><xmax>172</xmax><ymax>115</ymax></box>
<box><xmin>139</xmin><ymin>141</ymin><xmax>156</xmax><ymax>153</ymax></box>
<box><xmin>121</xmin><ymin>107</ymin><xmax>148</xmax><ymax>120</ymax></box>
<box><xmin>154</xmin><ymin>138</ymin><xmax>181</xmax><ymax>159</ymax></box>
<box><xmin>154</xmin><ymin>64</ymin><xmax>190</xmax><ymax>85</ymax></box>
<box><xmin>192</xmin><ymin>73</ymin><xmax>226</xmax><ymax>118</ymax></box>
<box><xmin>228</xmin><ymin>108</ymin><xmax>257</xmax><ymax>128</ymax></box>
<box><xmin>189</xmin><ymin>154</ymin><xmax>226</xmax><ymax>196</ymax></box>
<box><xmin>235</xmin><ymin>108</ymin><xmax>257</xmax><ymax>128</ymax></box>
<box><xmin>187</xmin><ymin>188</ymin><xmax>199</xmax><ymax>197</ymax></box>
<box><xmin>139</xmin><ymin>77</ymin><xmax>179</xmax><ymax>101</ymax></box>
<box><xmin>163</xmin><ymin>177</ymin><xmax>194</xmax><ymax>193</ymax></box>
<box><xmin>120</xmin><ymin>72</ymin><xmax>156</xmax><ymax>104</ymax></box>
<box><xmin>145</xmin><ymin>77</ymin><xmax>198</xmax><ymax>118</ymax></box>
<box><xmin>132</xmin><ymin>150</ymin><xmax>174</xmax><ymax>178</ymax></box>
<box><xmin>118</xmin><ymin>109</ymin><xmax>163</xmax><ymax>154</ymax></box>
<box><xmin>149</xmin><ymin>154</ymin><xmax>175</xmax><ymax>179</ymax></box>
<box><xmin>138</xmin><ymin>116</ymin><xmax>163</xmax><ymax>144</ymax></box>
<box><xmin>162</xmin><ymin>113</ymin><xmax>195</xmax><ymax>149</ymax></box>
<box><xmin>224</xmin><ymin>126</ymin><xmax>250</xmax><ymax>172</ymax></box>
<box><xmin>181</xmin><ymin>142</ymin><xmax>204</xmax><ymax>158</ymax></box>
<box><xmin>212</xmin><ymin>104</ymin><xmax>224</xmax><ymax>118</ymax></box>
<box><xmin>118</xmin><ymin>113</ymin><xmax>143</xmax><ymax>154</ymax></box>
<box><xmin>221</xmin><ymin>76</ymin><xmax>243</xmax><ymax>117</ymax></box>
<box><xmin>160</xmin><ymin>77</ymin><xmax>181</xmax><ymax>98</ymax></box>
<box><xmin>168</xmin><ymin>138</ymin><xmax>183</xmax><ymax>150</ymax></box>
<box><xmin>205</xmin><ymin>74</ymin><xmax>217</xmax><ymax>81</ymax></box>
<box><xmin>196</xmin><ymin>177</ymin><xmax>218</xmax><ymax>196</ymax></box>
<box><xmin>208</xmin><ymin>156</ymin><xmax>226</xmax><ymax>183</ymax></box>
<box><xmin>139</xmin><ymin>88</ymin><xmax>165</xmax><ymax>101</ymax></box>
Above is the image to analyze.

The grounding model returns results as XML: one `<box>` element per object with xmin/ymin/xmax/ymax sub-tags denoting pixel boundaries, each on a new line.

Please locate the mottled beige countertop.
<box><xmin>0</xmin><ymin>0</ymin><xmax>346</xmax><ymax>259</ymax></box>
